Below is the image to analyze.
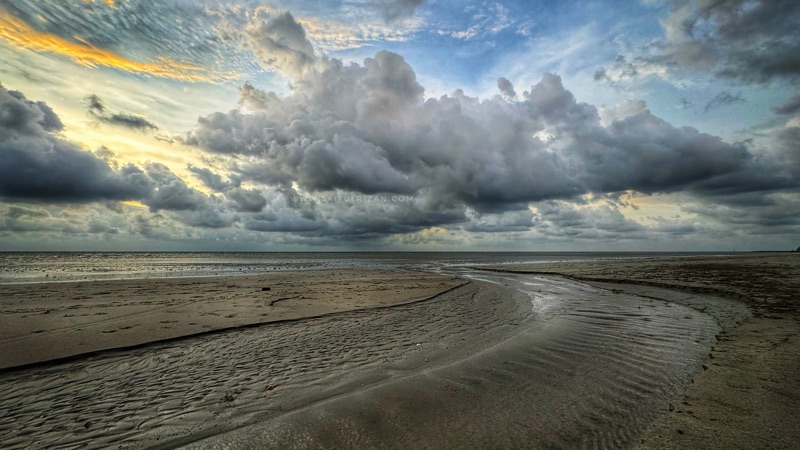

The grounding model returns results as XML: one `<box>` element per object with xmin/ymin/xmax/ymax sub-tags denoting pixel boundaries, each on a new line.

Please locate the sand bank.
<box><xmin>482</xmin><ymin>253</ymin><xmax>800</xmax><ymax>449</ymax></box>
<box><xmin>0</xmin><ymin>270</ymin><xmax>464</xmax><ymax>370</ymax></box>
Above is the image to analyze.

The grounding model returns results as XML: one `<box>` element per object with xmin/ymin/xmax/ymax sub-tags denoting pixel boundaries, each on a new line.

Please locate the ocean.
<box><xmin>0</xmin><ymin>251</ymin><xmax>731</xmax><ymax>283</ymax></box>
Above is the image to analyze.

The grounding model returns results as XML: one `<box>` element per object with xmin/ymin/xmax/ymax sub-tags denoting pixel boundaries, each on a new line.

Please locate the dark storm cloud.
<box><xmin>598</xmin><ymin>0</ymin><xmax>800</xmax><ymax>85</ymax></box>
<box><xmin>774</xmin><ymin>127</ymin><xmax>800</xmax><ymax>168</ymax></box>
<box><xmin>772</xmin><ymin>95</ymin><xmax>800</xmax><ymax>116</ymax></box>
<box><xmin>683</xmin><ymin>193</ymin><xmax>800</xmax><ymax>231</ymax></box>
<box><xmin>227</xmin><ymin>187</ymin><xmax>267</xmax><ymax>213</ymax></box>
<box><xmin>6</xmin><ymin>88</ymin><xmax>63</xmax><ymax>132</ymax></box>
<box><xmin>86</xmin><ymin>95</ymin><xmax>159</xmax><ymax>131</ymax></box>
<box><xmin>704</xmin><ymin>91</ymin><xmax>744</xmax><ymax>112</ymax></box>
<box><xmin>0</xmin><ymin>86</ymin><xmax>154</xmax><ymax>203</ymax></box>
<box><xmin>187</xmin><ymin>165</ymin><xmax>240</xmax><ymax>192</ymax></box>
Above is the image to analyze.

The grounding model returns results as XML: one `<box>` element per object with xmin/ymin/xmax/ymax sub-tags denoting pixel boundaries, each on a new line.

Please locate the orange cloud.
<box><xmin>0</xmin><ymin>10</ymin><xmax>212</xmax><ymax>82</ymax></box>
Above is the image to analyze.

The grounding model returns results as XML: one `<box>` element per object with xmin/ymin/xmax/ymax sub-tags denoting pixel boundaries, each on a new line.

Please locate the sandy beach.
<box><xmin>0</xmin><ymin>254</ymin><xmax>797</xmax><ymax>449</ymax></box>
<box><xmin>0</xmin><ymin>270</ymin><xmax>464</xmax><ymax>369</ymax></box>
<box><xmin>483</xmin><ymin>252</ymin><xmax>800</xmax><ymax>449</ymax></box>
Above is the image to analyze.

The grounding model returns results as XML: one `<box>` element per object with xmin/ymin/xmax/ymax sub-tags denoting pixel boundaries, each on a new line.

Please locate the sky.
<box><xmin>0</xmin><ymin>0</ymin><xmax>798</xmax><ymax>252</ymax></box>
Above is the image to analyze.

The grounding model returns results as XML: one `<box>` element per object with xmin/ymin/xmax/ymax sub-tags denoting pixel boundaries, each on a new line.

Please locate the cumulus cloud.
<box><xmin>185</xmin><ymin>39</ymin><xmax>797</xmax><ymax>240</ymax></box>
<box><xmin>246</xmin><ymin>11</ymin><xmax>318</xmax><ymax>77</ymax></box>
<box><xmin>5</xmin><ymin>88</ymin><xmax>63</xmax><ymax>132</ymax></box>
<box><xmin>598</xmin><ymin>99</ymin><xmax>647</xmax><ymax>126</ymax></box>
<box><xmin>227</xmin><ymin>187</ymin><xmax>267</xmax><ymax>213</ymax></box>
<box><xmin>86</xmin><ymin>94</ymin><xmax>159</xmax><ymax>131</ymax></box>
<box><xmin>0</xmin><ymin>85</ymin><xmax>154</xmax><ymax>203</ymax></box>
<box><xmin>187</xmin><ymin>165</ymin><xmax>240</xmax><ymax>192</ymax></box>
<box><xmin>143</xmin><ymin>163</ymin><xmax>209</xmax><ymax>212</ymax></box>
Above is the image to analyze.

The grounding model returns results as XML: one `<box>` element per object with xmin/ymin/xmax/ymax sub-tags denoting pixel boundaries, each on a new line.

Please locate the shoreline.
<box><xmin>481</xmin><ymin>253</ymin><xmax>800</xmax><ymax>449</ymax></box>
<box><xmin>1</xmin><ymin>255</ymin><xmax>795</xmax><ymax>448</ymax></box>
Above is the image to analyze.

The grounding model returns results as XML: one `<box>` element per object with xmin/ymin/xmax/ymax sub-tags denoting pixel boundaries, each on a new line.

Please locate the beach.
<box><xmin>0</xmin><ymin>253</ymin><xmax>797</xmax><ymax>448</ymax></box>
<box><xmin>483</xmin><ymin>252</ymin><xmax>800</xmax><ymax>449</ymax></box>
<box><xmin>0</xmin><ymin>270</ymin><xmax>465</xmax><ymax>369</ymax></box>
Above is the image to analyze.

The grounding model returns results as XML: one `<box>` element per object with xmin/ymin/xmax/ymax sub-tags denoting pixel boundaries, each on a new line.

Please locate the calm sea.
<box><xmin>0</xmin><ymin>252</ymin><xmax>732</xmax><ymax>284</ymax></box>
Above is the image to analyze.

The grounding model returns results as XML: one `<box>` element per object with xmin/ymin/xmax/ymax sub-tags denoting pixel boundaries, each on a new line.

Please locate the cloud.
<box><xmin>186</xmin><ymin>41</ymin><xmax>796</xmax><ymax>237</ymax></box>
<box><xmin>598</xmin><ymin>0</ymin><xmax>800</xmax><ymax>85</ymax></box>
<box><xmin>245</xmin><ymin>11</ymin><xmax>318</xmax><ymax>77</ymax></box>
<box><xmin>598</xmin><ymin>99</ymin><xmax>647</xmax><ymax>126</ymax></box>
<box><xmin>593</xmin><ymin>55</ymin><xmax>668</xmax><ymax>86</ymax></box>
<box><xmin>533</xmin><ymin>201</ymin><xmax>645</xmax><ymax>239</ymax></box>
<box><xmin>188</xmin><ymin>165</ymin><xmax>240</xmax><ymax>192</ymax></box>
<box><xmin>497</xmin><ymin>77</ymin><xmax>516</xmax><ymax>99</ymax></box>
<box><xmin>0</xmin><ymin>85</ymin><xmax>154</xmax><ymax>203</ymax></box>
<box><xmin>0</xmin><ymin>9</ymin><xmax>213</xmax><ymax>82</ymax></box>
<box><xmin>772</xmin><ymin>95</ymin><xmax>800</xmax><ymax>116</ymax></box>
<box><xmin>463</xmin><ymin>209</ymin><xmax>533</xmax><ymax>233</ymax></box>
<box><xmin>6</xmin><ymin>88</ymin><xmax>63</xmax><ymax>132</ymax></box>
<box><xmin>86</xmin><ymin>95</ymin><xmax>159</xmax><ymax>131</ymax></box>
<box><xmin>373</xmin><ymin>0</ymin><xmax>424</xmax><ymax>23</ymax></box>
<box><xmin>442</xmin><ymin>1</ymin><xmax>511</xmax><ymax>41</ymax></box>
<box><xmin>704</xmin><ymin>91</ymin><xmax>744</xmax><ymax>112</ymax></box>
<box><xmin>681</xmin><ymin>192</ymin><xmax>800</xmax><ymax>235</ymax></box>
<box><xmin>143</xmin><ymin>163</ymin><xmax>208</xmax><ymax>212</ymax></box>
<box><xmin>227</xmin><ymin>187</ymin><xmax>267</xmax><ymax>213</ymax></box>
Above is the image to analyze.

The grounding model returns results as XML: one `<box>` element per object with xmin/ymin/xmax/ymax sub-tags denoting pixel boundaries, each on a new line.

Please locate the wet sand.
<box><xmin>1</xmin><ymin>255</ymin><xmax>793</xmax><ymax>449</ymax></box>
<box><xmin>1</xmin><ymin>268</ymin><xmax>729</xmax><ymax>449</ymax></box>
<box><xmin>186</xmin><ymin>272</ymin><xmax>735</xmax><ymax>449</ymax></box>
<box><xmin>483</xmin><ymin>253</ymin><xmax>800</xmax><ymax>449</ymax></box>
<box><xmin>0</xmin><ymin>270</ymin><xmax>464</xmax><ymax>369</ymax></box>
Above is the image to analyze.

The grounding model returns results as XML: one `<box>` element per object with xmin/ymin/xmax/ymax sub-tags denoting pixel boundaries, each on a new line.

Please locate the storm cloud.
<box><xmin>0</xmin><ymin>86</ymin><xmax>221</xmax><ymax>221</ymax></box>
<box><xmin>0</xmin><ymin>85</ymin><xmax>153</xmax><ymax>203</ymax></box>
<box><xmin>773</xmin><ymin>95</ymin><xmax>800</xmax><ymax>116</ymax></box>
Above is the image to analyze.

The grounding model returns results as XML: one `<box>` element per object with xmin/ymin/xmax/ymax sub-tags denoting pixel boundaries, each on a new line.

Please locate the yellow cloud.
<box><xmin>0</xmin><ymin>10</ymin><xmax>212</xmax><ymax>82</ymax></box>
<box><xmin>82</xmin><ymin>0</ymin><xmax>116</xmax><ymax>8</ymax></box>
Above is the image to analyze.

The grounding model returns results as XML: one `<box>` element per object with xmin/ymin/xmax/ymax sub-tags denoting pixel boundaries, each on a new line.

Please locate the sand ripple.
<box><xmin>0</xmin><ymin>272</ymin><xmax>742</xmax><ymax>449</ymax></box>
